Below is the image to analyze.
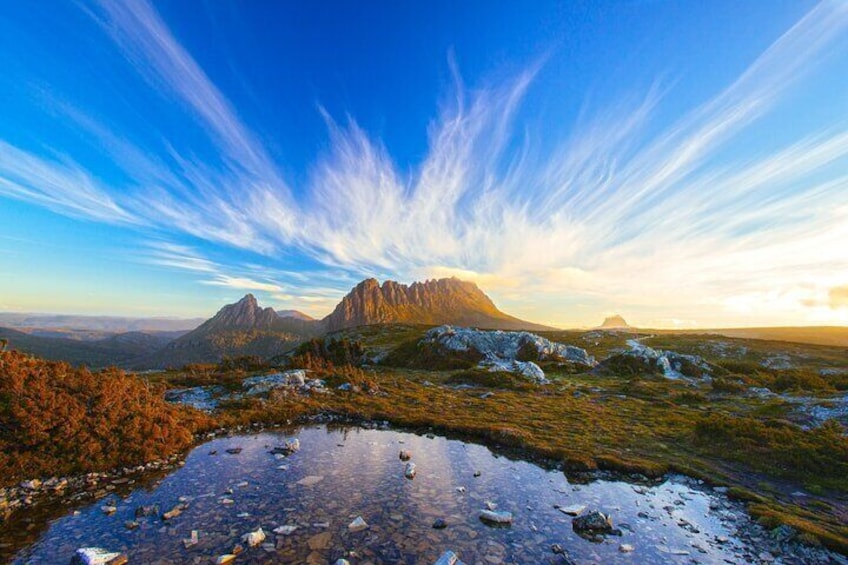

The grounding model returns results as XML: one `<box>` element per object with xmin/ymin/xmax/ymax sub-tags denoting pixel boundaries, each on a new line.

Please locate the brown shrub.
<box><xmin>0</xmin><ymin>350</ymin><xmax>212</xmax><ymax>486</ymax></box>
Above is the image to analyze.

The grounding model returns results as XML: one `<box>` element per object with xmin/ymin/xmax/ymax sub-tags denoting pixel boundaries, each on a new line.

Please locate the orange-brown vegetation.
<box><xmin>0</xmin><ymin>350</ymin><xmax>212</xmax><ymax>486</ymax></box>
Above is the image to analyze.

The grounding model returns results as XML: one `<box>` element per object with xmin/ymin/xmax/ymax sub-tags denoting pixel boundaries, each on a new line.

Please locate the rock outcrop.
<box><xmin>423</xmin><ymin>325</ymin><xmax>596</xmax><ymax>366</ymax></box>
<box><xmin>421</xmin><ymin>325</ymin><xmax>595</xmax><ymax>383</ymax></box>
<box><xmin>323</xmin><ymin>278</ymin><xmax>551</xmax><ymax>333</ymax></box>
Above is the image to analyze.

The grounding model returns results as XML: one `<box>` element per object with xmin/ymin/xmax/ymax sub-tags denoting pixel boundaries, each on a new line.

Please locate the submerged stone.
<box><xmin>69</xmin><ymin>548</ymin><xmax>127</xmax><ymax>565</ymax></box>
<box><xmin>348</xmin><ymin>516</ymin><xmax>368</xmax><ymax>532</ymax></box>
<box><xmin>242</xmin><ymin>527</ymin><xmax>266</xmax><ymax>547</ymax></box>
<box><xmin>572</xmin><ymin>510</ymin><xmax>613</xmax><ymax>534</ymax></box>
<box><xmin>479</xmin><ymin>510</ymin><xmax>513</xmax><ymax>525</ymax></box>
<box><xmin>404</xmin><ymin>462</ymin><xmax>416</xmax><ymax>479</ymax></box>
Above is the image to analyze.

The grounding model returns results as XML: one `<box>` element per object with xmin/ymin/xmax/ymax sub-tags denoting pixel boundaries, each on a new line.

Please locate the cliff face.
<box><xmin>322</xmin><ymin>278</ymin><xmax>551</xmax><ymax>332</ymax></box>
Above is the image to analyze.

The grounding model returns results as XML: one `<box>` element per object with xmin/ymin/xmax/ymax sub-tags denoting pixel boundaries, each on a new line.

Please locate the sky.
<box><xmin>1</xmin><ymin>0</ymin><xmax>848</xmax><ymax>328</ymax></box>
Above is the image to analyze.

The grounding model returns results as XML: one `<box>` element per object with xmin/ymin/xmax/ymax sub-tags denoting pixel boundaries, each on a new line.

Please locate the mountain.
<box><xmin>137</xmin><ymin>294</ymin><xmax>319</xmax><ymax>368</ymax></box>
<box><xmin>191</xmin><ymin>294</ymin><xmax>280</xmax><ymax>332</ymax></box>
<box><xmin>277</xmin><ymin>309</ymin><xmax>314</xmax><ymax>321</ymax></box>
<box><xmin>3</xmin><ymin>279</ymin><xmax>553</xmax><ymax>368</ymax></box>
<box><xmin>322</xmin><ymin>278</ymin><xmax>552</xmax><ymax>332</ymax></box>
<box><xmin>599</xmin><ymin>315</ymin><xmax>631</xmax><ymax>329</ymax></box>
<box><xmin>138</xmin><ymin>278</ymin><xmax>551</xmax><ymax>368</ymax></box>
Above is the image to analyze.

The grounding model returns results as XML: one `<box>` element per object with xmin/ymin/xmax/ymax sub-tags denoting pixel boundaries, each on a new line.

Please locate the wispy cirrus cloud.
<box><xmin>0</xmin><ymin>140</ymin><xmax>137</xmax><ymax>224</ymax></box>
<box><xmin>1</xmin><ymin>0</ymin><xmax>848</xmax><ymax>326</ymax></box>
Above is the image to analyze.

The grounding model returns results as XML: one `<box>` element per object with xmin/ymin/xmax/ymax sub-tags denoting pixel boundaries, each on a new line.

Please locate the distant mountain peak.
<box><xmin>197</xmin><ymin>293</ymin><xmax>280</xmax><ymax>332</ymax></box>
<box><xmin>277</xmin><ymin>309</ymin><xmax>314</xmax><ymax>321</ymax></box>
<box><xmin>600</xmin><ymin>314</ymin><xmax>631</xmax><ymax>329</ymax></box>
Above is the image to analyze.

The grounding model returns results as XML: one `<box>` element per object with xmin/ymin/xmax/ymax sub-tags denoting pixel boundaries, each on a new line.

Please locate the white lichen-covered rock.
<box><xmin>625</xmin><ymin>339</ymin><xmax>711</xmax><ymax>380</ymax></box>
<box><xmin>424</xmin><ymin>326</ymin><xmax>596</xmax><ymax>366</ymax></box>
<box><xmin>242</xmin><ymin>370</ymin><xmax>307</xmax><ymax>395</ymax></box>
<box><xmin>164</xmin><ymin>386</ymin><xmax>226</xmax><ymax>411</ymax></box>
<box><xmin>478</xmin><ymin>355</ymin><xmax>548</xmax><ymax>384</ymax></box>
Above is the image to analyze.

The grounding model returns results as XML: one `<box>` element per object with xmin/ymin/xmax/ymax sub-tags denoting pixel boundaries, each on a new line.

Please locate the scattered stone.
<box><xmin>399</xmin><ymin>450</ymin><xmax>412</xmax><ymax>461</ymax></box>
<box><xmin>479</xmin><ymin>510</ymin><xmax>513</xmax><ymax>525</ymax></box>
<box><xmin>101</xmin><ymin>504</ymin><xmax>117</xmax><ymax>515</ymax></box>
<box><xmin>225</xmin><ymin>448</ymin><xmax>242</xmax><ymax>455</ymax></box>
<box><xmin>21</xmin><ymin>479</ymin><xmax>42</xmax><ymax>490</ymax></box>
<box><xmin>456</xmin><ymin>486</ymin><xmax>466</xmax><ymax>493</ymax></box>
<box><xmin>124</xmin><ymin>520</ymin><xmax>139</xmax><ymax>530</ymax></box>
<box><xmin>215</xmin><ymin>555</ymin><xmax>236</xmax><ymax>565</ymax></box>
<box><xmin>182</xmin><ymin>530</ymin><xmax>199</xmax><ymax>548</ymax></box>
<box><xmin>619</xmin><ymin>543</ymin><xmax>634</xmax><ymax>552</ymax></box>
<box><xmin>572</xmin><ymin>510</ymin><xmax>613</xmax><ymax>534</ymax></box>
<box><xmin>334</xmin><ymin>560</ymin><xmax>351</xmax><ymax>565</ymax></box>
<box><xmin>432</xmin><ymin>518</ymin><xmax>448</xmax><ymax>529</ymax></box>
<box><xmin>473</xmin><ymin>471</ymin><xmax>481</xmax><ymax>477</ymax></box>
<box><xmin>162</xmin><ymin>503</ymin><xmax>186</xmax><ymax>520</ymax></box>
<box><xmin>296</xmin><ymin>475</ymin><xmax>324</xmax><ymax>487</ymax></box>
<box><xmin>273</xmin><ymin>525</ymin><xmax>298</xmax><ymax>535</ymax></box>
<box><xmin>348</xmin><ymin>516</ymin><xmax>368</xmax><ymax>532</ymax></box>
<box><xmin>433</xmin><ymin>550</ymin><xmax>466</xmax><ymax>565</ymax></box>
<box><xmin>69</xmin><ymin>548</ymin><xmax>127</xmax><ymax>565</ymax></box>
<box><xmin>485</xmin><ymin>501</ymin><xmax>497</xmax><ymax>510</ymax></box>
<box><xmin>242</xmin><ymin>527</ymin><xmax>266</xmax><ymax>547</ymax></box>
<box><xmin>558</xmin><ymin>504</ymin><xmax>586</xmax><ymax>516</ymax></box>
<box><xmin>404</xmin><ymin>462</ymin><xmax>416</xmax><ymax>479</ymax></box>
<box><xmin>307</xmin><ymin>531</ymin><xmax>332</xmax><ymax>551</ymax></box>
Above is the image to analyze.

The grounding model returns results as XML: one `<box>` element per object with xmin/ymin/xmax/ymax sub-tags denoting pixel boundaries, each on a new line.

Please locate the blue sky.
<box><xmin>1</xmin><ymin>0</ymin><xmax>848</xmax><ymax>328</ymax></box>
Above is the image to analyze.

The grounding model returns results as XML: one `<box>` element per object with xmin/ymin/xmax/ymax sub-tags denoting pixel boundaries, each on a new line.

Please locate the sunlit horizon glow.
<box><xmin>1</xmin><ymin>1</ymin><xmax>848</xmax><ymax>329</ymax></box>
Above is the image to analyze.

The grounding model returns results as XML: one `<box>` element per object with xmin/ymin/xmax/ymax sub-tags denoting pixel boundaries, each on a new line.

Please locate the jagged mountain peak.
<box><xmin>197</xmin><ymin>293</ymin><xmax>280</xmax><ymax>332</ymax></box>
<box><xmin>322</xmin><ymin>277</ymin><xmax>549</xmax><ymax>332</ymax></box>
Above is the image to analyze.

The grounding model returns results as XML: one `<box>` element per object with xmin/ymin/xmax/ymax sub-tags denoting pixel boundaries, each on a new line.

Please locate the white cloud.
<box><xmin>201</xmin><ymin>275</ymin><xmax>282</xmax><ymax>293</ymax></box>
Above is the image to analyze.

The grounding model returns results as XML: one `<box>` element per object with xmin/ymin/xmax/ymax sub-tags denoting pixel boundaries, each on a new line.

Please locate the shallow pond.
<box><xmin>6</xmin><ymin>425</ymin><xmax>824</xmax><ymax>564</ymax></box>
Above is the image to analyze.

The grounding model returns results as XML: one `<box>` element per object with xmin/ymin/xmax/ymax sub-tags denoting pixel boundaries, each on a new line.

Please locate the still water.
<box><xmin>9</xmin><ymin>425</ymin><xmax>789</xmax><ymax>564</ymax></box>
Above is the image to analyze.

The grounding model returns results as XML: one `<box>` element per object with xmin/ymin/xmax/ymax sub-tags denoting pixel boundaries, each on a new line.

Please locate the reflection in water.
<box><xmin>6</xmin><ymin>426</ymin><xmax>790</xmax><ymax>564</ymax></box>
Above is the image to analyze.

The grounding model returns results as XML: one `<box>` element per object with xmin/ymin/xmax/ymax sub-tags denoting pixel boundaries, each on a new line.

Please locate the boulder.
<box><xmin>423</xmin><ymin>325</ymin><xmax>596</xmax><ymax>366</ymax></box>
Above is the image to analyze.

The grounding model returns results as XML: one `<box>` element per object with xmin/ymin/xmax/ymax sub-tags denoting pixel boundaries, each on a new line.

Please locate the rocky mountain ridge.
<box><xmin>322</xmin><ymin>277</ymin><xmax>551</xmax><ymax>332</ymax></box>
